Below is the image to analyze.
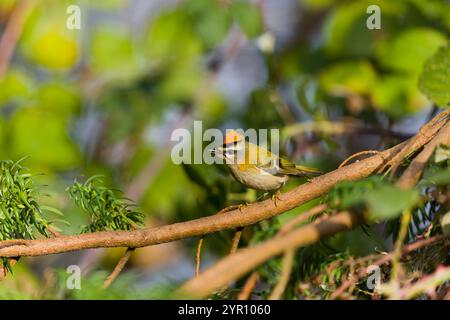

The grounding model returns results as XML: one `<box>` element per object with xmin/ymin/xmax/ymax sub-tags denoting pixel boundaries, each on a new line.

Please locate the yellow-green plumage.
<box><xmin>218</xmin><ymin>140</ymin><xmax>321</xmax><ymax>192</ymax></box>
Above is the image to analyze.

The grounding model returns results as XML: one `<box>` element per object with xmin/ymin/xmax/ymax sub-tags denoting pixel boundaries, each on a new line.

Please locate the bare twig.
<box><xmin>268</xmin><ymin>249</ymin><xmax>295</xmax><ymax>300</ymax></box>
<box><xmin>397</xmin><ymin>122</ymin><xmax>450</xmax><ymax>189</ymax></box>
<box><xmin>339</xmin><ymin>151</ymin><xmax>382</xmax><ymax>169</ymax></box>
<box><xmin>230</xmin><ymin>227</ymin><xmax>244</xmax><ymax>254</ymax></box>
<box><xmin>103</xmin><ymin>248</ymin><xmax>135</xmax><ymax>289</ymax></box>
<box><xmin>0</xmin><ymin>0</ymin><xmax>34</xmax><ymax>77</ymax></box>
<box><xmin>195</xmin><ymin>237</ymin><xmax>204</xmax><ymax>277</ymax></box>
<box><xmin>195</xmin><ymin>207</ymin><xmax>245</xmax><ymax>277</ymax></box>
<box><xmin>390</xmin><ymin>210</ymin><xmax>412</xmax><ymax>282</ymax></box>
<box><xmin>179</xmin><ymin>210</ymin><xmax>364</xmax><ymax>298</ymax></box>
<box><xmin>237</xmin><ymin>271</ymin><xmax>259</xmax><ymax>300</ymax></box>
<box><xmin>380</xmin><ymin>109</ymin><xmax>449</xmax><ymax>176</ymax></box>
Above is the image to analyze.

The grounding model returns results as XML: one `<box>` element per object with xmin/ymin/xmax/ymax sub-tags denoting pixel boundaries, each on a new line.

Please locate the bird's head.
<box><xmin>212</xmin><ymin>130</ymin><xmax>246</xmax><ymax>163</ymax></box>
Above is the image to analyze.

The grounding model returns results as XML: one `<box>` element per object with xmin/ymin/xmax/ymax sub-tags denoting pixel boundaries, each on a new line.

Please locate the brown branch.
<box><xmin>339</xmin><ymin>151</ymin><xmax>381</xmax><ymax>169</ymax></box>
<box><xmin>196</xmin><ymin>207</ymin><xmax>243</xmax><ymax>277</ymax></box>
<box><xmin>103</xmin><ymin>248</ymin><xmax>135</xmax><ymax>289</ymax></box>
<box><xmin>0</xmin><ymin>141</ymin><xmax>406</xmax><ymax>258</ymax></box>
<box><xmin>237</xmin><ymin>271</ymin><xmax>259</xmax><ymax>300</ymax></box>
<box><xmin>0</xmin><ymin>0</ymin><xmax>34</xmax><ymax>77</ymax></box>
<box><xmin>235</xmin><ymin>205</ymin><xmax>326</xmax><ymax>298</ymax></box>
<box><xmin>178</xmin><ymin>210</ymin><xmax>364</xmax><ymax>298</ymax></box>
<box><xmin>397</xmin><ymin>122</ymin><xmax>450</xmax><ymax>189</ymax></box>
<box><xmin>230</xmin><ymin>227</ymin><xmax>244</xmax><ymax>254</ymax></box>
<box><xmin>268</xmin><ymin>249</ymin><xmax>295</xmax><ymax>300</ymax></box>
<box><xmin>195</xmin><ymin>237</ymin><xmax>204</xmax><ymax>277</ymax></box>
<box><xmin>380</xmin><ymin>109</ymin><xmax>449</xmax><ymax>175</ymax></box>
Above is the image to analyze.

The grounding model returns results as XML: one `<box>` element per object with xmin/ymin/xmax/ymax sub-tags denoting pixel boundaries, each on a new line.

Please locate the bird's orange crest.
<box><xmin>224</xmin><ymin>130</ymin><xmax>243</xmax><ymax>145</ymax></box>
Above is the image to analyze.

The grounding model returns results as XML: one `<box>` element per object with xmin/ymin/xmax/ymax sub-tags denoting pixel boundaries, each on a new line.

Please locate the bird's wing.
<box><xmin>278</xmin><ymin>158</ymin><xmax>322</xmax><ymax>177</ymax></box>
<box><xmin>256</xmin><ymin>157</ymin><xmax>280</xmax><ymax>175</ymax></box>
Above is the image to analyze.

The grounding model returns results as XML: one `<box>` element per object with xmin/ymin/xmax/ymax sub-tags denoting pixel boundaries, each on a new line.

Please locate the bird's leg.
<box><xmin>271</xmin><ymin>190</ymin><xmax>282</xmax><ymax>207</ymax></box>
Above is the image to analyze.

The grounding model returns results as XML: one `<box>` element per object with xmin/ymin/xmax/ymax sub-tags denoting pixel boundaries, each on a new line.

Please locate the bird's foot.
<box><xmin>238</xmin><ymin>202</ymin><xmax>249</xmax><ymax>213</ymax></box>
<box><xmin>271</xmin><ymin>191</ymin><xmax>282</xmax><ymax>207</ymax></box>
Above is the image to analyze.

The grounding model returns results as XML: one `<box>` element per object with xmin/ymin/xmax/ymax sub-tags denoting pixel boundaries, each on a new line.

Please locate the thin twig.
<box><xmin>339</xmin><ymin>151</ymin><xmax>382</xmax><ymax>169</ymax></box>
<box><xmin>195</xmin><ymin>237</ymin><xmax>204</xmax><ymax>277</ymax></box>
<box><xmin>230</xmin><ymin>227</ymin><xmax>244</xmax><ymax>254</ymax></box>
<box><xmin>103</xmin><ymin>248</ymin><xmax>135</xmax><ymax>289</ymax></box>
<box><xmin>195</xmin><ymin>206</ymin><xmax>244</xmax><ymax>277</ymax></box>
<box><xmin>237</xmin><ymin>271</ymin><xmax>259</xmax><ymax>300</ymax></box>
<box><xmin>390</xmin><ymin>210</ymin><xmax>412</xmax><ymax>282</ymax></box>
<box><xmin>397</xmin><ymin>122</ymin><xmax>450</xmax><ymax>189</ymax></box>
<box><xmin>0</xmin><ymin>0</ymin><xmax>34</xmax><ymax>77</ymax></box>
<box><xmin>380</xmin><ymin>109</ymin><xmax>449</xmax><ymax>175</ymax></box>
<box><xmin>268</xmin><ymin>249</ymin><xmax>295</xmax><ymax>300</ymax></box>
<box><xmin>179</xmin><ymin>210</ymin><xmax>364</xmax><ymax>298</ymax></box>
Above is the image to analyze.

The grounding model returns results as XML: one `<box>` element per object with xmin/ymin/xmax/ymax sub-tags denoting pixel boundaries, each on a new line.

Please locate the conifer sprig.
<box><xmin>67</xmin><ymin>176</ymin><xmax>144</xmax><ymax>233</ymax></box>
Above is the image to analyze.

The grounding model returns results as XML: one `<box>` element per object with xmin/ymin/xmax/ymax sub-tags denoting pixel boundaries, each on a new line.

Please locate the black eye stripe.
<box><xmin>222</xmin><ymin>141</ymin><xmax>238</xmax><ymax>148</ymax></box>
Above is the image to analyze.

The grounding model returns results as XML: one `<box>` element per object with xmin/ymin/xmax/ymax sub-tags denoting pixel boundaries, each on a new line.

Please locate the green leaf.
<box><xmin>186</xmin><ymin>0</ymin><xmax>232</xmax><ymax>48</ymax></box>
<box><xmin>319</xmin><ymin>61</ymin><xmax>376</xmax><ymax>96</ymax></box>
<box><xmin>0</xmin><ymin>69</ymin><xmax>34</xmax><ymax>106</ymax></box>
<box><xmin>10</xmin><ymin>108</ymin><xmax>80</xmax><ymax>170</ymax></box>
<box><xmin>379</xmin><ymin>28</ymin><xmax>447</xmax><ymax>74</ymax></box>
<box><xmin>145</xmin><ymin>9</ymin><xmax>203</xmax><ymax>66</ymax></box>
<box><xmin>41</xmin><ymin>205</ymin><xmax>65</xmax><ymax>217</ymax></box>
<box><xmin>90</xmin><ymin>26</ymin><xmax>141</xmax><ymax>81</ymax></box>
<box><xmin>366</xmin><ymin>185</ymin><xmax>419</xmax><ymax>221</ymax></box>
<box><xmin>419</xmin><ymin>45</ymin><xmax>450</xmax><ymax>108</ymax></box>
<box><xmin>231</xmin><ymin>0</ymin><xmax>263</xmax><ymax>38</ymax></box>
<box><xmin>420</xmin><ymin>167</ymin><xmax>450</xmax><ymax>186</ymax></box>
<box><xmin>372</xmin><ymin>75</ymin><xmax>429</xmax><ymax>119</ymax></box>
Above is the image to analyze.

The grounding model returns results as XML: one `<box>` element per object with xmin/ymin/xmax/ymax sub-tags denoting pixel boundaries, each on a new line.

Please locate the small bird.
<box><xmin>213</xmin><ymin>130</ymin><xmax>322</xmax><ymax>205</ymax></box>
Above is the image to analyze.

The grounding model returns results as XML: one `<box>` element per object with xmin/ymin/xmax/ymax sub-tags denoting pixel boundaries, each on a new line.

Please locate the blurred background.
<box><xmin>0</xmin><ymin>0</ymin><xmax>448</xmax><ymax>299</ymax></box>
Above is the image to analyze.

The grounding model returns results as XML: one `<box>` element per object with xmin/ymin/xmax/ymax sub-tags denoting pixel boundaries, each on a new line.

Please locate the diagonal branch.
<box><xmin>0</xmin><ymin>141</ymin><xmax>406</xmax><ymax>258</ymax></box>
<box><xmin>0</xmin><ymin>0</ymin><xmax>34</xmax><ymax>77</ymax></box>
<box><xmin>178</xmin><ymin>210</ymin><xmax>364</xmax><ymax>298</ymax></box>
<box><xmin>397</xmin><ymin>121</ymin><xmax>450</xmax><ymax>189</ymax></box>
